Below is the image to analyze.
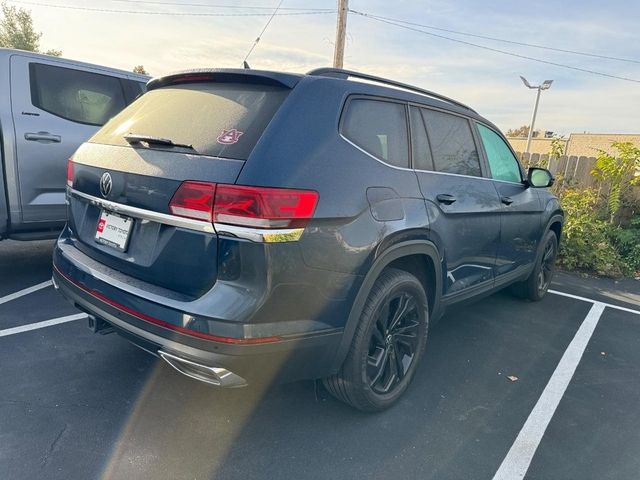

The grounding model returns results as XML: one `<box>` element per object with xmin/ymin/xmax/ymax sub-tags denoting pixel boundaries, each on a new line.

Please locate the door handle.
<box><xmin>25</xmin><ymin>132</ymin><xmax>62</xmax><ymax>143</ymax></box>
<box><xmin>501</xmin><ymin>196</ymin><xmax>514</xmax><ymax>206</ymax></box>
<box><xmin>436</xmin><ymin>194</ymin><xmax>457</xmax><ymax>205</ymax></box>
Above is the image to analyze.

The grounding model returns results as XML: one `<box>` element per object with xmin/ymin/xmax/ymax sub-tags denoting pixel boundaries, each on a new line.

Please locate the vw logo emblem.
<box><xmin>100</xmin><ymin>172</ymin><xmax>113</xmax><ymax>198</ymax></box>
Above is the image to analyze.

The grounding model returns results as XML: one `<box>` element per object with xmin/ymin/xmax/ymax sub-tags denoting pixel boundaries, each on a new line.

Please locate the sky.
<box><xmin>13</xmin><ymin>0</ymin><xmax>640</xmax><ymax>135</ymax></box>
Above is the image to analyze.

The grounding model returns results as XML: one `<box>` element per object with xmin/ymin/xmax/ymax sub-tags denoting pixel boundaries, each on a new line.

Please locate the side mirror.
<box><xmin>527</xmin><ymin>167</ymin><xmax>554</xmax><ymax>188</ymax></box>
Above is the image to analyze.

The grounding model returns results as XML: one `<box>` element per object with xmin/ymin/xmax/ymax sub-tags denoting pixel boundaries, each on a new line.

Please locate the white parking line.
<box><xmin>0</xmin><ymin>313</ymin><xmax>87</xmax><ymax>337</ymax></box>
<box><xmin>493</xmin><ymin>301</ymin><xmax>607</xmax><ymax>480</ymax></box>
<box><xmin>0</xmin><ymin>280</ymin><xmax>52</xmax><ymax>306</ymax></box>
<box><xmin>549</xmin><ymin>289</ymin><xmax>640</xmax><ymax>315</ymax></box>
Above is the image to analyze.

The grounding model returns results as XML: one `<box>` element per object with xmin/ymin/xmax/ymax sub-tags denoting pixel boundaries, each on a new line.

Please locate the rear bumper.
<box><xmin>53</xmin><ymin>240</ymin><xmax>344</xmax><ymax>385</ymax></box>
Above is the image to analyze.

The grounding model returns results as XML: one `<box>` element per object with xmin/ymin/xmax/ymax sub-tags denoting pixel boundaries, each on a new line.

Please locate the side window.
<box><xmin>29</xmin><ymin>63</ymin><xmax>126</xmax><ymax>126</ymax></box>
<box><xmin>477</xmin><ymin>124</ymin><xmax>522</xmax><ymax>183</ymax></box>
<box><xmin>409</xmin><ymin>106</ymin><xmax>433</xmax><ymax>171</ymax></box>
<box><xmin>421</xmin><ymin>109</ymin><xmax>481</xmax><ymax>177</ymax></box>
<box><xmin>342</xmin><ymin>98</ymin><xmax>409</xmax><ymax>168</ymax></box>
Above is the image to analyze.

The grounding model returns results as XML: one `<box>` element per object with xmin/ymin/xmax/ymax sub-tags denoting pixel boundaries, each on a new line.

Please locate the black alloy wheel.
<box><xmin>323</xmin><ymin>268</ymin><xmax>429</xmax><ymax>412</ymax></box>
<box><xmin>537</xmin><ymin>237</ymin><xmax>557</xmax><ymax>294</ymax></box>
<box><xmin>367</xmin><ymin>292</ymin><xmax>420</xmax><ymax>394</ymax></box>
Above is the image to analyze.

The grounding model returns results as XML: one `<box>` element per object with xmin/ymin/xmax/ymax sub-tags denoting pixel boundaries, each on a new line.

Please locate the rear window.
<box><xmin>421</xmin><ymin>109</ymin><xmax>481</xmax><ymax>177</ymax></box>
<box><xmin>90</xmin><ymin>82</ymin><xmax>289</xmax><ymax>159</ymax></box>
<box><xmin>30</xmin><ymin>63</ymin><xmax>126</xmax><ymax>126</ymax></box>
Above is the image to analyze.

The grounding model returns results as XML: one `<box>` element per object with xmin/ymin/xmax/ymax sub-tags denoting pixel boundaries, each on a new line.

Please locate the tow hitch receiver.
<box><xmin>87</xmin><ymin>315</ymin><xmax>114</xmax><ymax>335</ymax></box>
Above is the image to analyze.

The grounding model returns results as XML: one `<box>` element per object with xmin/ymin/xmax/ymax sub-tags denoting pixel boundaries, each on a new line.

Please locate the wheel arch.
<box><xmin>330</xmin><ymin>239</ymin><xmax>442</xmax><ymax>372</ymax></box>
<box><xmin>547</xmin><ymin>214</ymin><xmax>563</xmax><ymax>241</ymax></box>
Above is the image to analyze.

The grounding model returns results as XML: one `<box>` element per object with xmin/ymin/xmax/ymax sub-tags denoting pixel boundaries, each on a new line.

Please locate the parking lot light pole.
<box><xmin>520</xmin><ymin>76</ymin><xmax>553</xmax><ymax>155</ymax></box>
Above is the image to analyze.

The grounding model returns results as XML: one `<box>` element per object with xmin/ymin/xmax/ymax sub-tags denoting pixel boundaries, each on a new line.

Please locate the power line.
<box><xmin>351</xmin><ymin>10</ymin><xmax>640</xmax><ymax>65</ymax></box>
<box><xmin>243</xmin><ymin>0</ymin><xmax>284</xmax><ymax>64</ymax></box>
<box><xmin>6</xmin><ymin>0</ymin><xmax>333</xmax><ymax>16</ymax></box>
<box><xmin>111</xmin><ymin>0</ymin><xmax>334</xmax><ymax>11</ymax></box>
<box><xmin>350</xmin><ymin>10</ymin><xmax>640</xmax><ymax>84</ymax></box>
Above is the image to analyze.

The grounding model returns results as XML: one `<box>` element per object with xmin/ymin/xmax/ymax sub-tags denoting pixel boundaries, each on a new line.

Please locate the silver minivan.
<box><xmin>0</xmin><ymin>49</ymin><xmax>148</xmax><ymax>240</ymax></box>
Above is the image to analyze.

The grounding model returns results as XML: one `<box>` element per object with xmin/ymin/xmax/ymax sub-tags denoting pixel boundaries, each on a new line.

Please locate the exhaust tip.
<box><xmin>158</xmin><ymin>350</ymin><xmax>247</xmax><ymax>388</ymax></box>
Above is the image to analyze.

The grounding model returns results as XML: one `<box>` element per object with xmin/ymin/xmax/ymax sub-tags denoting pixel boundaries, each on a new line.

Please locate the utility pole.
<box><xmin>333</xmin><ymin>0</ymin><xmax>348</xmax><ymax>68</ymax></box>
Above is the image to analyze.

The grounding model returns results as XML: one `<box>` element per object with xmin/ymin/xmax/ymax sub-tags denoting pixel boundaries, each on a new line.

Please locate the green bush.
<box><xmin>557</xmin><ymin>188</ymin><xmax>626</xmax><ymax>277</ymax></box>
<box><xmin>607</xmin><ymin>217</ymin><xmax>640</xmax><ymax>275</ymax></box>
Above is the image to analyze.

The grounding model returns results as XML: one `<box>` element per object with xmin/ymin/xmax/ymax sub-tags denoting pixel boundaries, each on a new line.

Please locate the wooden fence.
<box><xmin>516</xmin><ymin>152</ymin><xmax>598</xmax><ymax>188</ymax></box>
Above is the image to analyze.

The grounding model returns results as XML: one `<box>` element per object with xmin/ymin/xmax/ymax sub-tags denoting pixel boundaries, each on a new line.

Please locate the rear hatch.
<box><xmin>67</xmin><ymin>72</ymin><xmax>295</xmax><ymax>297</ymax></box>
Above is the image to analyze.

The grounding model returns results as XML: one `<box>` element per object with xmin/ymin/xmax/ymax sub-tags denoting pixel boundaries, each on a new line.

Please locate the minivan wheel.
<box><xmin>323</xmin><ymin>268</ymin><xmax>429</xmax><ymax>412</ymax></box>
<box><xmin>511</xmin><ymin>230</ymin><xmax>558</xmax><ymax>301</ymax></box>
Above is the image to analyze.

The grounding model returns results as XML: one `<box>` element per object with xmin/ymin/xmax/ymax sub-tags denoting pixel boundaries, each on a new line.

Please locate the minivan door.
<box><xmin>410</xmin><ymin>106</ymin><xmax>502</xmax><ymax>297</ymax></box>
<box><xmin>475</xmin><ymin>123</ymin><xmax>543</xmax><ymax>279</ymax></box>
<box><xmin>9</xmin><ymin>55</ymin><xmax>127</xmax><ymax>223</ymax></box>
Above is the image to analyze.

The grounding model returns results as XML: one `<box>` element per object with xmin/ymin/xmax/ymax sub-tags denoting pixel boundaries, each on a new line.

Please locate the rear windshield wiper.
<box><xmin>124</xmin><ymin>133</ymin><xmax>195</xmax><ymax>151</ymax></box>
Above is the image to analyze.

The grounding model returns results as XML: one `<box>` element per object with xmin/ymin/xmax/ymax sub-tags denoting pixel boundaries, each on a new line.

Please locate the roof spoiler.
<box><xmin>147</xmin><ymin>68</ymin><xmax>301</xmax><ymax>91</ymax></box>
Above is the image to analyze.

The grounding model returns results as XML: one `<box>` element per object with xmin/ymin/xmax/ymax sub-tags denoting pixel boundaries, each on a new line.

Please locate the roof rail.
<box><xmin>306</xmin><ymin>67</ymin><xmax>476</xmax><ymax>114</ymax></box>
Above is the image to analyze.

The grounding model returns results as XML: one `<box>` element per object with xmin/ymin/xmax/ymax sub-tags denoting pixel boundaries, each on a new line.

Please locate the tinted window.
<box><xmin>421</xmin><ymin>109</ymin><xmax>481</xmax><ymax>177</ymax></box>
<box><xmin>91</xmin><ymin>82</ymin><xmax>289</xmax><ymax>160</ymax></box>
<box><xmin>409</xmin><ymin>106</ymin><xmax>433</xmax><ymax>170</ymax></box>
<box><xmin>342</xmin><ymin>99</ymin><xmax>409</xmax><ymax>168</ymax></box>
<box><xmin>122</xmin><ymin>79</ymin><xmax>147</xmax><ymax>104</ymax></box>
<box><xmin>29</xmin><ymin>63</ymin><xmax>126</xmax><ymax>126</ymax></box>
<box><xmin>477</xmin><ymin>124</ymin><xmax>522</xmax><ymax>183</ymax></box>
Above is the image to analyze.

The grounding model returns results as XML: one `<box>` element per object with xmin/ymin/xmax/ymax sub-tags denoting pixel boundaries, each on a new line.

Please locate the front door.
<box><xmin>10</xmin><ymin>54</ymin><xmax>127</xmax><ymax>223</ymax></box>
<box><xmin>475</xmin><ymin>123</ymin><xmax>544</xmax><ymax>278</ymax></box>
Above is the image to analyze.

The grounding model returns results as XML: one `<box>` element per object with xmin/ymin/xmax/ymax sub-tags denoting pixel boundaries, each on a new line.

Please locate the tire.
<box><xmin>511</xmin><ymin>230</ymin><xmax>558</xmax><ymax>301</ymax></box>
<box><xmin>323</xmin><ymin>268</ymin><xmax>429</xmax><ymax>412</ymax></box>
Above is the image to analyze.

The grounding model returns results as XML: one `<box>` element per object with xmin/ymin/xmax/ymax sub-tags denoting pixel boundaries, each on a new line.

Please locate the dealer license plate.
<box><xmin>95</xmin><ymin>210</ymin><xmax>133</xmax><ymax>251</ymax></box>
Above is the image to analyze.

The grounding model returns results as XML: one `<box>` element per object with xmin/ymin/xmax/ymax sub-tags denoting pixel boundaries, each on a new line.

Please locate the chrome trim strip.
<box><xmin>68</xmin><ymin>188</ymin><xmax>215</xmax><ymax>233</ymax></box>
<box><xmin>214</xmin><ymin>223</ymin><xmax>305</xmax><ymax>243</ymax></box>
<box><xmin>159</xmin><ymin>350</ymin><xmax>247</xmax><ymax>388</ymax></box>
<box><xmin>340</xmin><ymin>134</ymin><xmax>528</xmax><ymax>185</ymax></box>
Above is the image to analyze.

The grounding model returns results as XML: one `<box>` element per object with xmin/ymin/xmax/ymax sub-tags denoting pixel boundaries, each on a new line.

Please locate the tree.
<box><xmin>506</xmin><ymin>125</ymin><xmax>530</xmax><ymax>137</ymax></box>
<box><xmin>549</xmin><ymin>136</ymin><xmax>566</xmax><ymax>158</ymax></box>
<box><xmin>133</xmin><ymin>65</ymin><xmax>148</xmax><ymax>75</ymax></box>
<box><xmin>0</xmin><ymin>1</ymin><xmax>61</xmax><ymax>55</ymax></box>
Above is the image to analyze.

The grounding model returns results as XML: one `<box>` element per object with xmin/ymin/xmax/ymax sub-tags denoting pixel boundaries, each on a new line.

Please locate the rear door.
<box><xmin>410</xmin><ymin>106</ymin><xmax>501</xmax><ymax>296</ymax></box>
<box><xmin>9</xmin><ymin>55</ymin><xmax>128</xmax><ymax>223</ymax></box>
<box><xmin>475</xmin><ymin>122</ymin><xmax>543</xmax><ymax>278</ymax></box>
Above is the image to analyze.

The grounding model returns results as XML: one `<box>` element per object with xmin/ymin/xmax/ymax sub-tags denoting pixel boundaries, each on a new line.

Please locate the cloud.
<box><xmin>26</xmin><ymin>0</ymin><xmax>640</xmax><ymax>133</ymax></box>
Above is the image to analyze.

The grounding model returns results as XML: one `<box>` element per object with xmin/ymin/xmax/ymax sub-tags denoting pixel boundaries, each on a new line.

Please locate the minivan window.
<box><xmin>342</xmin><ymin>99</ymin><xmax>409</xmax><ymax>168</ymax></box>
<box><xmin>477</xmin><ymin>123</ymin><xmax>522</xmax><ymax>183</ymax></box>
<box><xmin>421</xmin><ymin>109</ymin><xmax>481</xmax><ymax>177</ymax></box>
<box><xmin>29</xmin><ymin>63</ymin><xmax>126</xmax><ymax>126</ymax></box>
<box><xmin>91</xmin><ymin>82</ymin><xmax>289</xmax><ymax>160</ymax></box>
<box><xmin>409</xmin><ymin>106</ymin><xmax>434</xmax><ymax>171</ymax></box>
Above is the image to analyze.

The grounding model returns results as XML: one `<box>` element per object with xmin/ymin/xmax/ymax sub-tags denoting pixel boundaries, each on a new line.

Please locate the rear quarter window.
<box><xmin>90</xmin><ymin>83</ymin><xmax>289</xmax><ymax>160</ymax></box>
<box><xmin>341</xmin><ymin>98</ymin><xmax>409</xmax><ymax>168</ymax></box>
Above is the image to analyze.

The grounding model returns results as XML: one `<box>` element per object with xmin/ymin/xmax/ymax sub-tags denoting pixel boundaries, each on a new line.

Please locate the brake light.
<box><xmin>169</xmin><ymin>181</ymin><xmax>216</xmax><ymax>221</ymax></box>
<box><xmin>213</xmin><ymin>185</ymin><xmax>318</xmax><ymax>229</ymax></box>
<box><xmin>66</xmin><ymin>158</ymin><xmax>73</xmax><ymax>187</ymax></box>
<box><xmin>169</xmin><ymin>182</ymin><xmax>319</xmax><ymax>229</ymax></box>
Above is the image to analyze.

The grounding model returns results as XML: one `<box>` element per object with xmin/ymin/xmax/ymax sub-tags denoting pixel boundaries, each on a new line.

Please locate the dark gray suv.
<box><xmin>53</xmin><ymin>68</ymin><xmax>563</xmax><ymax>411</ymax></box>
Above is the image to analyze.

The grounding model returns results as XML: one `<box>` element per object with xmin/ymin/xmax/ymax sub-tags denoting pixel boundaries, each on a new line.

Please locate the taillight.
<box><xmin>213</xmin><ymin>185</ymin><xmax>318</xmax><ymax>229</ymax></box>
<box><xmin>169</xmin><ymin>182</ymin><xmax>319</xmax><ymax>230</ymax></box>
<box><xmin>169</xmin><ymin>181</ymin><xmax>216</xmax><ymax>221</ymax></box>
<box><xmin>66</xmin><ymin>158</ymin><xmax>73</xmax><ymax>187</ymax></box>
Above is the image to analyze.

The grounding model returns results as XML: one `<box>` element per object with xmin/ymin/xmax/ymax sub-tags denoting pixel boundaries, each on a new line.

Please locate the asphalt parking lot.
<box><xmin>1</xmin><ymin>239</ymin><xmax>639</xmax><ymax>480</ymax></box>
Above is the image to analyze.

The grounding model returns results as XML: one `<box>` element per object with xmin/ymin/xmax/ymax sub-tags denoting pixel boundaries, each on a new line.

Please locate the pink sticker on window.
<box><xmin>217</xmin><ymin>128</ymin><xmax>244</xmax><ymax>145</ymax></box>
